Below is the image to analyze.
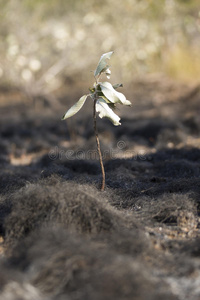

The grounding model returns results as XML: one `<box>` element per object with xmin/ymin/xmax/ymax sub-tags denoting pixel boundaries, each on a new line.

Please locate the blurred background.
<box><xmin>0</xmin><ymin>0</ymin><xmax>199</xmax><ymax>182</ymax></box>
<box><xmin>0</xmin><ymin>0</ymin><xmax>200</xmax><ymax>104</ymax></box>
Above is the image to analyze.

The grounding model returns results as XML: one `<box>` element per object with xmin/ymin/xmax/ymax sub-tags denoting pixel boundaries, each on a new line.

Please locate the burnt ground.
<box><xmin>0</xmin><ymin>76</ymin><xmax>200</xmax><ymax>300</ymax></box>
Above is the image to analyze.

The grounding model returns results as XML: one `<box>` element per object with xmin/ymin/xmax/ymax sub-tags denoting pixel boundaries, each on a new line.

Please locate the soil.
<box><xmin>0</xmin><ymin>76</ymin><xmax>200</xmax><ymax>300</ymax></box>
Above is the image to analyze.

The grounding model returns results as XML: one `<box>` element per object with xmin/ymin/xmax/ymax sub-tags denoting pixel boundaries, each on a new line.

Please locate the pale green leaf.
<box><xmin>100</xmin><ymin>82</ymin><xmax>131</xmax><ymax>106</ymax></box>
<box><xmin>96</xmin><ymin>98</ymin><xmax>121</xmax><ymax>126</ymax></box>
<box><xmin>113</xmin><ymin>83</ymin><xmax>123</xmax><ymax>89</ymax></box>
<box><xmin>62</xmin><ymin>95</ymin><xmax>88</xmax><ymax>120</ymax></box>
<box><xmin>94</xmin><ymin>51</ymin><xmax>114</xmax><ymax>77</ymax></box>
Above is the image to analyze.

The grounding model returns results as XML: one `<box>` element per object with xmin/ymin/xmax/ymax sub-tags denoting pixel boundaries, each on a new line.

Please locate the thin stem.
<box><xmin>93</xmin><ymin>97</ymin><xmax>105</xmax><ymax>191</ymax></box>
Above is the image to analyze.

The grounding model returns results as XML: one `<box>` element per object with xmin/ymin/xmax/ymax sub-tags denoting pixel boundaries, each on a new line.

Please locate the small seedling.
<box><xmin>62</xmin><ymin>51</ymin><xmax>131</xmax><ymax>191</ymax></box>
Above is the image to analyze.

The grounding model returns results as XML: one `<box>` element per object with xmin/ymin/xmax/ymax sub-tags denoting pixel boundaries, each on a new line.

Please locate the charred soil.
<box><xmin>0</xmin><ymin>77</ymin><xmax>200</xmax><ymax>300</ymax></box>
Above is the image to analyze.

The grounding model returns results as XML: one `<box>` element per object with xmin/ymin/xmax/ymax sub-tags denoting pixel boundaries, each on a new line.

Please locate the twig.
<box><xmin>93</xmin><ymin>97</ymin><xmax>105</xmax><ymax>191</ymax></box>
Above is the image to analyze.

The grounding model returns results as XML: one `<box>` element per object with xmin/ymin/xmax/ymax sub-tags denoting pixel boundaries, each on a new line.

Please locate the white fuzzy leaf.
<box><xmin>100</xmin><ymin>82</ymin><xmax>131</xmax><ymax>106</ymax></box>
<box><xmin>94</xmin><ymin>51</ymin><xmax>114</xmax><ymax>77</ymax></box>
<box><xmin>62</xmin><ymin>95</ymin><xmax>88</xmax><ymax>120</ymax></box>
<box><xmin>96</xmin><ymin>98</ymin><xmax>121</xmax><ymax>126</ymax></box>
<box><xmin>105</xmin><ymin>68</ymin><xmax>111</xmax><ymax>79</ymax></box>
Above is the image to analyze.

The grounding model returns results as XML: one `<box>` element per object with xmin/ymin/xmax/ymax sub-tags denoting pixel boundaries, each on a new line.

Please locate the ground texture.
<box><xmin>0</xmin><ymin>77</ymin><xmax>200</xmax><ymax>300</ymax></box>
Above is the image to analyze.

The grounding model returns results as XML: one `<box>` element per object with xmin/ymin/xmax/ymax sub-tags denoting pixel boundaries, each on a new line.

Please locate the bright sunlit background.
<box><xmin>0</xmin><ymin>0</ymin><xmax>200</xmax><ymax>100</ymax></box>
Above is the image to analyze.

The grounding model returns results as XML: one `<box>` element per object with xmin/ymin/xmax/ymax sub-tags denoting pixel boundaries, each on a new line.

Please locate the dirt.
<box><xmin>0</xmin><ymin>76</ymin><xmax>200</xmax><ymax>300</ymax></box>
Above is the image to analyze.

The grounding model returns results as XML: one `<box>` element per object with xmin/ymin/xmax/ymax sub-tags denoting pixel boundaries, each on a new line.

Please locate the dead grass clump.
<box><xmin>4</xmin><ymin>176</ymin><xmax>137</xmax><ymax>252</ymax></box>
<box><xmin>4</xmin><ymin>227</ymin><xmax>177</xmax><ymax>300</ymax></box>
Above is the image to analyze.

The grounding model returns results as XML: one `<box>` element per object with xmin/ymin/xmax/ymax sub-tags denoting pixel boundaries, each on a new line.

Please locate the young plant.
<box><xmin>62</xmin><ymin>51</ymin><xmax>131</xmax><ymax>191</ymax></box>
